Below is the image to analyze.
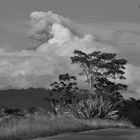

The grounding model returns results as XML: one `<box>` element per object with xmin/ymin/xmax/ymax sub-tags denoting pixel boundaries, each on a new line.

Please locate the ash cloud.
<box><xmin>29</xmin><ymin>11</ymin><xmax>116</xmax><ymax>54</ymax></box>
<box><xmin>29</xmin><ymin>11</ymin><xmax>81</xmax><ymax>49</ymax></box>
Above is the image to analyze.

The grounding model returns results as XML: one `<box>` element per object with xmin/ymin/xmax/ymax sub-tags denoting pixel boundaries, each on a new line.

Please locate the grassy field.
<box><xmin>0</xmin><ymin>112</ymin><xmax>135</xmax><ymax>140</ymax></box>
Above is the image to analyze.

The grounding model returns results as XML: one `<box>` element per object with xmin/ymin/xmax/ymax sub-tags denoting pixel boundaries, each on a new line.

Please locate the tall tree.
<box><xmin>71</xmin><ymin>50</ymin><xmax>127</xmax><ymax>101</ymax></box>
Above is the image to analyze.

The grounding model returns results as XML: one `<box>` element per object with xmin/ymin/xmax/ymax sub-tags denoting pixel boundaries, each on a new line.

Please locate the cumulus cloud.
<box><xmin>29</xmin><ymin>11</ymin><xmax>81</xmax><ymax>48</ymax></box>
<box><xmin>29</xmin><ymin>11</ymin><xmax>117</xmax><ymax>54</ymax></box>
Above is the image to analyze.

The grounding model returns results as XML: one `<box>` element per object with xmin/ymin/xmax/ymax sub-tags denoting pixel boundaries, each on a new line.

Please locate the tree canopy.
<box><xmin>50</xmin><ymin>73</ymin><xmax>79</xmax><ymax>105</ymax></box>
<box><xmin>71</xmin><ymin>50</ymin><xmax>128</xmax><ymax>101</ymax></box>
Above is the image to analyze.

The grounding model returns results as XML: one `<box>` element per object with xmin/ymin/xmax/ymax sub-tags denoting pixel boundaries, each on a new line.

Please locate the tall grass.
<box><xmin>0</xmin><ymin>112</ymin><xmax>135</xmax><ymax>140</ymax></box>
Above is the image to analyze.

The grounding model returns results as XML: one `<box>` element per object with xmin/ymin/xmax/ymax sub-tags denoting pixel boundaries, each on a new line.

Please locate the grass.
<box><xmin>0</xmin><ymin>112</ymin><xmax>135</xmax><ymax>140</ymax></box>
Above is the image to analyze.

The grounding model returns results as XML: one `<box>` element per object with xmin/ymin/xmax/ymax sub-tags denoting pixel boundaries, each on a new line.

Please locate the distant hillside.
<box><xmin>0</xmin><ymin>88</ymin><xmax>88</xmax><ymax>110</ymax></box>
<box><xmin>0</xmin><ymin>88</ymin><xmax>52</xmax><ymax>110</ymax></box>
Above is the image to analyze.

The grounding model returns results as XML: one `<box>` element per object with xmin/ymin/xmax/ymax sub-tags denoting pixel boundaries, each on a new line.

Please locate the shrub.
<box><xmin>64</xmin><ymin>94</ymin><xmax>119</xmax><ymax>120</ymax></box>
<box><xmin>118</xmin><ymin>98</ymin><xmax>140</xmax><ymax>126</ymax></box>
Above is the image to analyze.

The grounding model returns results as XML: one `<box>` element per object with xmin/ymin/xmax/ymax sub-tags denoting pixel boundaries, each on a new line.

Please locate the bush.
<box><xmin>63</xmin><ymin>94</ymin><xmax>119</xmax><ymax>120</ymax></box>
<box><xmin>118</xmin><ymin>98</ymin><xmax>140</xmax><ymax>126</ymax></box>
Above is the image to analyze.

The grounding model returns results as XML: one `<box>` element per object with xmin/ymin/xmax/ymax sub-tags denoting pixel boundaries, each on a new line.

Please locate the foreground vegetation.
<box><xmin>0</xmin><ymin>111</ymin><xmax>134</xmax><ymax>140</ymax></box>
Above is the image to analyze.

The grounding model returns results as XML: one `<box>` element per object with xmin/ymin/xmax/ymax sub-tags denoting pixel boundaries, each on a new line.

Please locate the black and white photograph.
<box><xmin>0</xmin><ymin>0</ymin><xmax>139</xmax><ymax>140</ymax></box>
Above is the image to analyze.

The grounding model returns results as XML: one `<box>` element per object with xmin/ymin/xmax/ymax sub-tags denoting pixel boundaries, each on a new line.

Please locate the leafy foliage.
<box><xmin>118</xmin><ymin>98</ymin><xmax>140</xmax><ymax>126</ymax></box>
<box><xmin>71</xmin><ymin>50</ymin><xmax>127</xmax><ymax>101</ymax></box>
<box><xmin>50</xmin><ymin>73</ymin><xmax>79</xmax><ymax>106</ymax></box>
<box><xmin>64</xmin><ymin>95</ymin><xmax>118</xmax><ymax>120</ymax></box>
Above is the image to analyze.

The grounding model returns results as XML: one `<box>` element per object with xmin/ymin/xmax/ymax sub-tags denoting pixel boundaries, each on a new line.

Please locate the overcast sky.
<box><xmin>0</xmin><ymin>0</ymin><xmax>140</xmax><ymax>98</ymax></box>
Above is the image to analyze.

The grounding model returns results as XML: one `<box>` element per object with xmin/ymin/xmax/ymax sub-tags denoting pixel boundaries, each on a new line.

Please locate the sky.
<box><xmin>0</xmin><ymin>0</ymin><xmax>140</xmax><ymax>51</ymax></box>
<box><xmin>0</xmin><ymin>0</ymin><xmax>140</xmax><ymax>98</ymax></box>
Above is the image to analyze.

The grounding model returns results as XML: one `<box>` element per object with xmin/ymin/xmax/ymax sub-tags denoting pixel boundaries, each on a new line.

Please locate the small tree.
<box><xmin>71</xmin><ymin>50</ymin><xmax>127</xmax><ymax>102</ymax></box>
<box><xmin>50</xmin><ymin>73</ymin><xmax>79</xmax><ymax>105</ymax></box>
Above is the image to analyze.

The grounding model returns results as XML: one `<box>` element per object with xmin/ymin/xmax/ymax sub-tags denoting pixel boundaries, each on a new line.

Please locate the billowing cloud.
<box><xmin>0</xmin><ymin>11</ymin><xmax>109</xmax><ymax>89</ymax></box>
<box><xmin>29</xmin><ymin>11</ymin><xmax>81</xmax><ymax>48</ymax></box>
<box><xmin>29</xmin><ymin>11</ymin><xmax>117</xmax><ymax>54</ymax></box>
